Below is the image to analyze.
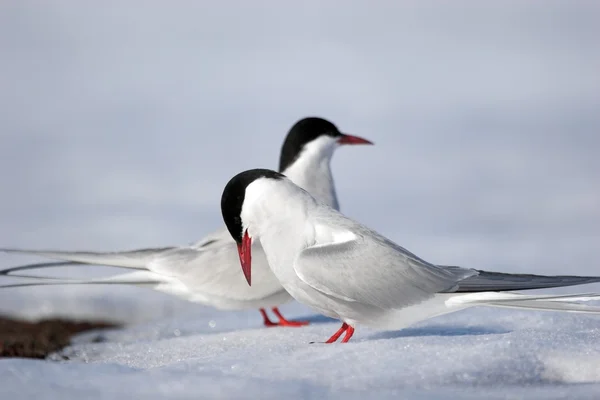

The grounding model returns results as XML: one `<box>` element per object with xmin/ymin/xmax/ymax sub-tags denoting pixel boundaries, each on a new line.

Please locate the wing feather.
<box><xmin>293</xmin><ymin>212</ymin><xmax>477</xmax><ymax>309</ymax></box>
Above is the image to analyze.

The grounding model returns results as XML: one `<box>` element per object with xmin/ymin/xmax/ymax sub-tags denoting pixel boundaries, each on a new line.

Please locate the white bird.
<box><xmin>220</xmin><ymin>169</ymin><xmax>600</xmax><ymax>343</ymax></box>
<box><xmin>0</xmin><ymin>117</ymin><xmax>373</xmax><ymax>327</ymax></box>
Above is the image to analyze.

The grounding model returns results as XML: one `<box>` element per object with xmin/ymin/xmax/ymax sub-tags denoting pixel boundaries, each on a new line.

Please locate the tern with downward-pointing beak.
<box><xmin>0</xmin><ymin>118</ymin><xmax>373</xmax><ymax>327</ymax></box>
<box><xmin>221</xmin><ymin>169</ymin><xmax>600</xmax><ymax>343</ymax></box>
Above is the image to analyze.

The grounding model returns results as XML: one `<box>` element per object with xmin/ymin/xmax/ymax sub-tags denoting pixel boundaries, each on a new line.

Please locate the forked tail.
<box><xmin>0</xmin><ymin>247</ymin><xmax>176</xmax><ymax>271</ymax></box>
<box><xmin>0</xmin><ymin>270</ymin><xmax>167</xmax><ymax>289</ymax></box>
<box><xmin>448</xmin><ymin>291</ymin><xmax>600</xmax><ymax>314</ymax></box>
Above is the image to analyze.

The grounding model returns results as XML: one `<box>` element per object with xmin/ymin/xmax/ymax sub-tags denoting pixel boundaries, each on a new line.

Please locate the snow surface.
<box><xmin>2</xmin><ymin>300</ymin><xmax>600</xmax><ymax>399</ymax></box>
<box><xmin>1</xmin><ymin>1</ymin><xmax>600</xmax><ymax>399</ymax></box>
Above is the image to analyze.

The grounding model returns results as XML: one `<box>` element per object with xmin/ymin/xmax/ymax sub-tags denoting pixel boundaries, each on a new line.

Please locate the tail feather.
<box><xmin>442</xmin><ymin>266</ymin><xmax>600</xmax><ymax>292</ymax></box>
<box><xmin>0</xmin><ymin>270</ymin><xmax>168</xmax><ymax>289</ymax></box>
<box><xmin>485</xmin><ymin>299</ymin><xmax>600</xmax><ymax>313</ymax></box>
<box><xmin>448</xmin><ymin>291</ymin><xmax>600</xmax><ymax>314</ymax></box>
<box><xmin>0</xmin><ymin>247</ymin><xmax>176</xmax><ymax>270</ymax></box>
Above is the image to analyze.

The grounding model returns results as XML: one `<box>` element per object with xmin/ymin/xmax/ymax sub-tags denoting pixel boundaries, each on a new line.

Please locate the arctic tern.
<box><xmin>220</xmin><ymin>169</ymin><xmax>600</xmax><ymax>343</ymax></box>
<box><xmin>0</xmin><ymin>117</ymin><xmax>373</xmax><ymax>327</ymax></box>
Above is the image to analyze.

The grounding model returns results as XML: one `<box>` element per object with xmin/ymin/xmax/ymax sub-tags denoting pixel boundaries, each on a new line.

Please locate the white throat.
<box><xmin>281</xmin><ymin>136</ymin><xmax>340</xmax><ymax>211</ymax></box>
<box><xmin>241</xmin><ymin>178</ymin><xmax>317</xmax><ymax>283</ymax></box>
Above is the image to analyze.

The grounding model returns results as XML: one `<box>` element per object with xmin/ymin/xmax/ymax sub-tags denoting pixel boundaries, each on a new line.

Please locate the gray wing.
<box><xmin>293</xmin><ymin>215</ymin><xmax>477</xmax><ymax>309</ymax></box>
<box><xmin>0</xmin><ymin>229</ymin><xmax>232</xmax><ymax>275</ymax></box>
<box><xmin>441</xmin><ymin>266</ymin><xmax>600</xmax><ymax>293</ymax></box>
<box><xmin>0</xmin><ymin>228</ymin><xmax>232</xmax><ymax>274</ymax></box>
<box><xmin>0</xmin><ymin>261</ymin><xmax>84</xmax><ymax>276</ymax></box>
<box><xmin>1</xmin><ymin>233</ymin><xmax>285</xmax><ymax>302</ymax></box>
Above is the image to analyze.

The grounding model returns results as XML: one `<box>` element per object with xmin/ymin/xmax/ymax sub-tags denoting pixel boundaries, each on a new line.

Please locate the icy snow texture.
<box><xmin>1</xmin><ymin>0</ymin><xmax>600</xmax><ymax>399</ymax></box>
<box><xmin>2</xmin><ymin>304</ymin><xmax>600</xmax><ymax>399</ymax></box>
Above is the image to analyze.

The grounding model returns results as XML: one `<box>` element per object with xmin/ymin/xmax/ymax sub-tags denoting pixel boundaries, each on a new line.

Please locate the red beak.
<box><xmin>237</xmin><ymin>230</ymin><xmax>252</xmax><ymax>286</ymax></box>
<box><xmin>337</xmin><ymin>133</ymin><xmax>373</xmax><ymax>145</ymax></box>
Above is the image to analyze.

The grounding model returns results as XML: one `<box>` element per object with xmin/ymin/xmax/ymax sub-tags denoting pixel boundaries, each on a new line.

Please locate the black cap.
<box><xmin>278</xmin><ymin>117</ymin><xmax>341</xmax><ymax>172</ymax></box>
<box><xmin>221</xmin><ymin>169</ymin><xmax>285</xmax><ymax>244</ymax></box>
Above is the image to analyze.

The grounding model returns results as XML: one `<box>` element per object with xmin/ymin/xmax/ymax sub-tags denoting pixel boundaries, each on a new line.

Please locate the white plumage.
<box><xmin>222</xmin><ymin>170</ymin><xmax>600</xmax><ymax>343</ymax></box>
<box><xmin>0</xmin><ymin>118</ymin><xmax>373</xmax><ymax>327</ymax></box>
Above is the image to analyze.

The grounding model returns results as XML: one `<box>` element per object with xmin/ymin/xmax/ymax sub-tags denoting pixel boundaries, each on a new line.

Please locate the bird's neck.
<box><xmin>282</xmin><ymin>154</ymin><xmax>339</xmax><ymax>211</ymax></box>
<box><xmin>244</xmin><ymin>182</ymin><xmax>317</xmax><ymax>284</ymax></box>
<box><xmin>258</xmin><ymin>215</ymin><xmax>314</xmax><ymax>285</ymax></box>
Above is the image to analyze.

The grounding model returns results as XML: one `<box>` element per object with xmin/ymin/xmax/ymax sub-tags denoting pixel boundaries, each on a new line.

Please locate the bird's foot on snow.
<box><xmin>273</xmin><ymin>319</ymin><xmax>309</xmax><ymax>327</ymax></box>
<box><xmin>272</xmin><ymin>307</ymin><xmax>309</xmax><ymax>326</ymax></box>
<box><xmin>321</xmin><ymin>322</ymin><xmax>354</xmax><ymax>343</ymax></box>
<box><xmin>259</xmin><ymin>308</ymin><xmax>309</xmax><ymax>327</ymax></box>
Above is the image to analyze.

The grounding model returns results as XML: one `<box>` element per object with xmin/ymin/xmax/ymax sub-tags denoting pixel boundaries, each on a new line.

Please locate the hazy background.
<box><xmin>0</xmin><ymin>0</ymin><xmax>599</xmax><ymax>321</ymax></box>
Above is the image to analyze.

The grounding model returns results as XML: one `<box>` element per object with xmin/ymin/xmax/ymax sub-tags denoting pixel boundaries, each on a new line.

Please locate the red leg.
<box><xmin>260</xmin><ymin>308</ymin><xmax>278</xmax><ymax>327</ymax></box>
<box><xmin>325</xmin><ymin>323</ymin><xmax>349</xmax><ymax>343</ymax></box>
<box><xmin>271</xmin><ymin>307</ymin><xmax>309</xmax><ymax>327</ymax></box>
<box><xmin>341</xmin><ymin>325</ymin><xmax>355</xmax><ymax>343</ymax></box>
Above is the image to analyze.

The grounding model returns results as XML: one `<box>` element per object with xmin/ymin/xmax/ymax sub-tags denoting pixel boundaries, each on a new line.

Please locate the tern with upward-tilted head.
<box><xmin>221</xmin><ymin>169</ymin><xmax>600</xmax><ymax>343</ymax></box>
<box><xmin>0</xmin><ymin>118</ymin><xmax>373</xmax><ymax>327</ymax></box>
